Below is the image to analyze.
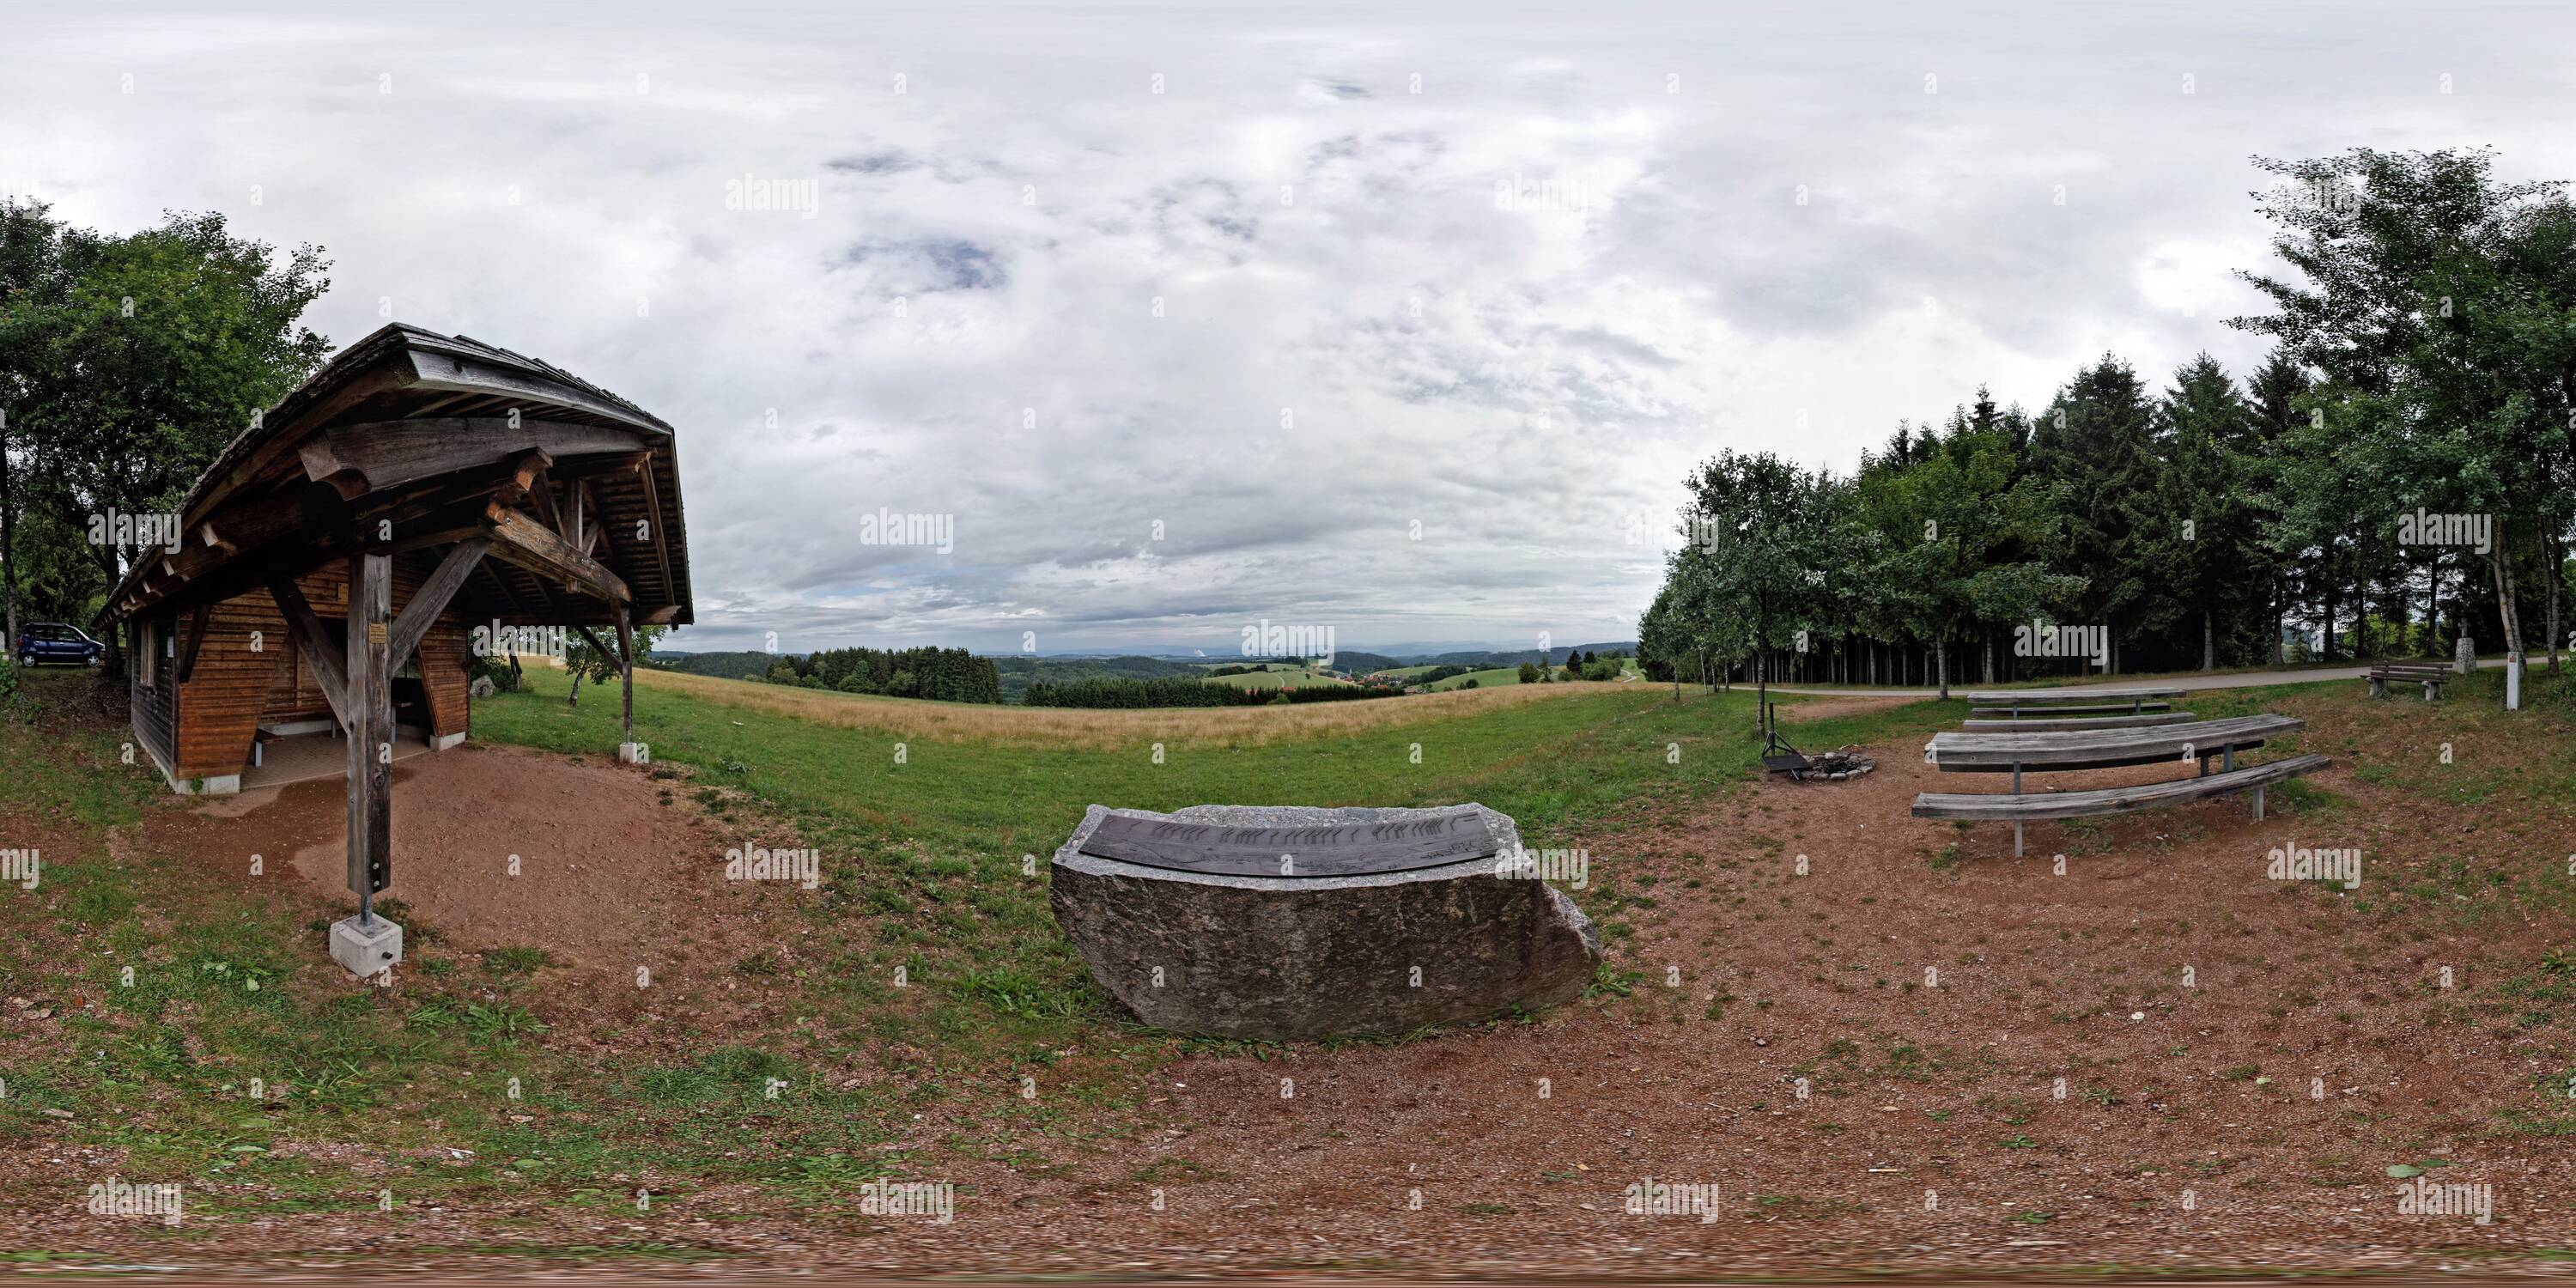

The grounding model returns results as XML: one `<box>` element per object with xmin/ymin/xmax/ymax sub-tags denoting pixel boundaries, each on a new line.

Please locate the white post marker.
<box><xmin>2505</xmin><ymin>651</ymin><xmax>2523</xmax><ymax>711</ymax></box>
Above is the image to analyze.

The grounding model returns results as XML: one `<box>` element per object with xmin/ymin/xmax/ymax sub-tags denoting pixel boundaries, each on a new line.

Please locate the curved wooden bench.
<box><xmin>1961</xmin><ymin>711</ymin><xmax>2194</xmax><ymax>732</ymax></box>
<box><xmin>1913</xmin><ymin>754</ymin><xmax>2329</xmax><ymax>822</ymax></box>
<box><xmin>1918</xmin><ymin>715</ymin><xmax>2316</xmax><ymax>854</ymax></box>
<box><xmin>1929</xmin><ymin>714</ymin><xmax>2301</xmax><ymax>775</ymax></box>
<box><xmin>1969</xmin><ymin>702</ymin><xmax>2172</xmax><ymax>719</ymax></box>
<box><xmin>1959</xmin><ymin>688</ymin><xmax>2184</xmax><ymax>704</ymax></box>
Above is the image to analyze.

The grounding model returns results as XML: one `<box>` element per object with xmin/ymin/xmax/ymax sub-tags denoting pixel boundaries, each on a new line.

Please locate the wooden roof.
<box><xmin>99</xmin><ymin>324</ymin><xmax>693</xmax><ymax>630</ymax></box>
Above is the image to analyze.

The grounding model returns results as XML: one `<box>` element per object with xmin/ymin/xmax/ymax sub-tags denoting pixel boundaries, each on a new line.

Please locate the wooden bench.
<box><xmin>1915</xmin><ymin>754</ymin><xmax>2330</xmax><ymax>823</ymax></box>
<box><xmin>1959</xmin><ymin>687</ymin><xmax>2184</xmax><ymax>721</ymax></box>
<box><xmin>1968</xmin><ymin>702</ymin><xmax>2172</xmax><ymax>719</ymax></box>
<box><xmin>1959</xmin><ymin>710</ymin><xmax>2195</xmax><ymax>732</ymax></box>
<box><xmin>1914</xmin><ymin>714</ymin><xmax>2320</xmax><ymax>854</ymax></box>
<box><xmin>1927</xmin><ymin>714</ymin><xmax>2301</xmax><ymax>775</ymax></box>
<box><xmin>2366</xmin><ymin>662</ymin><xmax>2451</xmax><ymax>701</ymax></box>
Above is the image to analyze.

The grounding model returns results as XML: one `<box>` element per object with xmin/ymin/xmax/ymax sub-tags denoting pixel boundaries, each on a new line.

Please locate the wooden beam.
<box><xmin>483</xmin><ymin>501</ymin><xmax>630</xmax><ymax>605</ymax></box>
<box><xmin>175</xmin><ymin>604</ymin><xmax>212</xmax><ymax>684</ymax></box>
<box><xmin>580</xmin><ymin>481</ymin><xmax>604</xmax><ymax>556</ymax></box>
<box><xmin>526</xmin><ymin>467</ymin><xmax>562</xmax><ymax>535</ymax></box>
<box><xmin>388</xmin><ymin>537</ymin><xmax>490</xmax><ymax>667</ymax></box>
<box><xmin>616</xmin><ymin>603</ymin><xmax>635</xmax><ymax>736</ymax></box>
<box><xmin>574</xmin><ymin>623</ymin><xmax>616</xmax><ymax>662</ymax></box>
<box><xmin>492</xmin><ymin>448</ymin><xmax>552</xmax><ymax>508</ymax></box>
<box><xmin>297</xmin><ymin>418</ymin><xmax>651</xmax><ymax>499</ymax></box>
<box><xmin>636</xmin><ymin>458</ymin><xmax>677</xmax><ymax>605</ymax></box>
<box><xmin>345</xmin><ymin>552</ymin><xmax>394</xmax><ymax>906</ymax></box>
<box><xmin>270</xmin><ymin>576</ymin><xmax>350</xmax><ymax>730</ymax></box>
<box><xmin>387</xmin><ymin>523</ymin><xmax>492</xmax><ymax>556</ymax></box>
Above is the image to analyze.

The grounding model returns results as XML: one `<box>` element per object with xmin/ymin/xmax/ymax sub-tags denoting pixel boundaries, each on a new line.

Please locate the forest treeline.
<box><xmin>1641</xmin><ymin>149</ymin><xmax>2576</xmax><ymax>696</ymax></box>
<box><xmin>758</xmin><ymin>647</ymin><xmax>1003</xmax><ymax>703</ymax></box>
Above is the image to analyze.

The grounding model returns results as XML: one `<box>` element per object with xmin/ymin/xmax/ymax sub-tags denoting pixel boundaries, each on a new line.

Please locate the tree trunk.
<box><xmin>2489</xmin><ymin>542</ymin><xmax>2525</xmax><ymax>657</ymax></box>
<box><xmin>2269</xmin><ymin>574</ymin><xmax>2286</xmax><ymax>665</ymax></box>
<box><xmin>1934</xmin><ymin>636</ymin><xmax>1949</xmax><ymax>701</ymax></box>
<box><xmin>2202</xmin><ymin>609</ymin><xmax>2214</xmax><ymax>671</ymax></box>
<box><xmin>1754</xmin><ymin>648</ymin><xmax>1770</xmax><ymax>741</ymax></box>
<box><xmin>2547</xmin><ymin>529</ymin><xmax>2562</xmax><ymax>672</ymax></box>
<box><xmin>2322</xmin><ymin>573</ymin><xmax>2338</xmax><ymax>662</ymax></box>
<box><xmin>0</xmin><ymin>417</ymin><xmax>16</xmax><ymax>659</ymax></box>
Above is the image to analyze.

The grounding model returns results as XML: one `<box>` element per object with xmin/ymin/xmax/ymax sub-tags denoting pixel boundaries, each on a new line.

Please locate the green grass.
<box><xmin>0</xmin><ymin>659</ymin><xmax>1942</xmax><ymax>1224</ymax></box>
<box><xmin>7</xmin><ymin>654</ymin><xmax>2575</xmax><ymax>1253</ymax></box>
<box><xmin>1426</xmin><ymin>667</ymin><xmax>1526</xmax><ymax>691</ymax></box>
<box><xmin>1195</xmin><ymin>664</ymin><xmax>1353</xmax><ymax>690</ymax></box>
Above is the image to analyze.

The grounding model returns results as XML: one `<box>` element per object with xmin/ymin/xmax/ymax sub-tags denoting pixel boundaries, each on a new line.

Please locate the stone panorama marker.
<box><xmin>1048</xmin><ymin>804</ymin><xmax>1601</xmax><ymax>1041</ymax></box>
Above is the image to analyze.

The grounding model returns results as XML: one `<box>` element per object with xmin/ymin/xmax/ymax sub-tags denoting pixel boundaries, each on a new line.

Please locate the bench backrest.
<box><xmin>1929</xmin><ymin>714</ymin><xmax>2305</xmax><ymax>769</ymax></box>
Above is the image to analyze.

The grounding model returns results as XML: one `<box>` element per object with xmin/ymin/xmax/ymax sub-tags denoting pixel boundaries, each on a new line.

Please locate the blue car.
<box><xmin>15</xmin><ymin>622</ymin><xmax>104</xmax><ymax>667</ymax></box>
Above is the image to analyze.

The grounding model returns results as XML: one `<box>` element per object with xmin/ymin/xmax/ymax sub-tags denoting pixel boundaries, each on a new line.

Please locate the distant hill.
<box><xmin>658</xmin><ymin>642</ymin><xmax>1635</xmax><ymax>692</ymax></box>
<box><xmin>990</xmin><ymin>654</ymin><xmax>1208</xmax><ymax>702</ymax></box>
<box><xmin>655</xmin><ymin>650</ymin><xmax>781</xmax><ymax>681</ymax></box>
<box><xmin>1400</xmin><ymin>642</ymin><xmax>1637</xmax><ymax>671</ymax></box>
<box><xmin>1330</xmin><ymin>651</ymin><xmax>1405</xmax><ymax>676</ymax></box>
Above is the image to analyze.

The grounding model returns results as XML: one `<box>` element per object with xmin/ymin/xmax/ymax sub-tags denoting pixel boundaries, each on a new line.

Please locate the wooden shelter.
<box><xmin>94</xmin><ymin>324</ymin><xmax>692</xmax><ymax>945</ymax></box>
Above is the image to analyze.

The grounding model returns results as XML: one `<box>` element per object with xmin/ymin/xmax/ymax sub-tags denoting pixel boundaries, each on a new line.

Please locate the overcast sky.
<box><xmin>9</xmin><ymin>1</ymin><xmax>2573</xmax><ymax>655</ymax></box>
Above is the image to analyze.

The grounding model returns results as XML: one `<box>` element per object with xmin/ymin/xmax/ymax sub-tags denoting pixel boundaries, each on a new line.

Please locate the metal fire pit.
<box><xmin>1789</xmin><ymin>750</ymin><xmax>1876</xmax><ymax>782</ymax></box>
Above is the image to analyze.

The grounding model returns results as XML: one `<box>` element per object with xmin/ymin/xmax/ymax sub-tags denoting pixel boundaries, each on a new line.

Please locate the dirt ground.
<box><xmin>14</xmin><ymin>719</ymin><xmax>2576</xmax><ymax>1281</ymax></box>
<box><xmin>139</xmin><ymin>743</ymin><xmax>818</xmax><ymax>1047</ymax></box>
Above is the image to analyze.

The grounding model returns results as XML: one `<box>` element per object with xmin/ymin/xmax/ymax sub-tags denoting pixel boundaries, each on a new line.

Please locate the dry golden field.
<box><xmin>629</xmin><ymin>665</ymin><xmax>1646</xmax><ymax>748</ymax></box>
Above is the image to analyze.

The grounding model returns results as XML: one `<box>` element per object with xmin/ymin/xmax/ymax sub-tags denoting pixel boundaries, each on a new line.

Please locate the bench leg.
<box><xmin>2368</xmin><ymin>677</ymin><xmax>2385</xmax><ymax>697</ymax></box>
<box><xmin>2222</xmin><ymin>744</ymin><xmax>2234</xmax><ymax>773</ymax></box>
<box><xmin>2252</xmin><ymin>784</ymin><xmax>2264</xmax><ymax>822</ymax></box>
<box><xmin>2422</xmin><ymin>681</ymin><xmax>2436</xmax><ymax>702</ymax></box>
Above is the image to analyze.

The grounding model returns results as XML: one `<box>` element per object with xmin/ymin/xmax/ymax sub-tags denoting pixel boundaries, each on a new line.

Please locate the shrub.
<box><xmin>465</xmin><ymin>653</ymin><xmax>519</xmax><ymax>693</ymax></box>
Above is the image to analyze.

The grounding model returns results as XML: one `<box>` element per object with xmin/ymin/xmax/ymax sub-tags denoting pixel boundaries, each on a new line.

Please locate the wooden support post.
<box><xmin>270</xmin><ymin>577</ymin><xmax>351</xmax><ymax>731</ymax></box>
<box><xmin>346</xmin><ymin>552</ymin><xmax>393</xmax><ymax>920</ymax></box>
<box><xmin>175</xmin><ymin>604</ymin><xmax>211</xmax><ymax>684</ymax></box>
<box><xmin>2011</xmin><ymin>761</ymin><xmax>2023</xmax><ymax>856</ymax></box>
<box><xmin>387</xmin><ymin>537</ymin><xmax>489</xmax><ymax>667</ymax></box>
<box><xmin>616</xmin><ymin>604</ymin><xmax>635</xmax><ymax>737</ymax></box>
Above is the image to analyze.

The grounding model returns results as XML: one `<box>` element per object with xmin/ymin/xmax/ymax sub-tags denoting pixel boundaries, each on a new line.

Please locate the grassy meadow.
<box><xmin>4</xmin><ymin>659</ymin><xmax>2575</xmax><ymax>1250</ymax></box>
<box><xmin>0</xmin><ymin>663</ymin><xmax>1940</xmax><ymax>1226</ymax></box>
<box><xmin>1426</xmin><ymin>666</ymin><xmax>1527</xmax><ymax>690</ymax></box>
<box><xmin>1193</xmin><ymin>663</ymin><xmax>1353</xmax><ymax>690</ymax></box>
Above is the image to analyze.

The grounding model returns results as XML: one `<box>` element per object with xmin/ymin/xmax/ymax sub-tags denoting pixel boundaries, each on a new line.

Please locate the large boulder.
<box><xmin>1048</xmin><ymin>803</ymin><xmax>1601</xmax><ymax>1040</ymax></box>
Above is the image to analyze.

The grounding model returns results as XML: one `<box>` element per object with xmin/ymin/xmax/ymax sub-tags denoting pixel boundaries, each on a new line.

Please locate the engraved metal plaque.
<box><xmin>1078</xmin><ymin>809</ymin><xmax>1497</xmax><ymax>878</ymax></box>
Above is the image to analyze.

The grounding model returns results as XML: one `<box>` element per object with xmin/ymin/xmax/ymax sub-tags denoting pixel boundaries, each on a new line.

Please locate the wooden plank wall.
<box><xmin>128</xmin><ymin>619</ymin><xmax>179</xmax><ymax>777</ymax></box>
<box><xmin>168</xmin><ymin>555</ymin><xmax>476</xmax><ymax>782</ymax></box>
